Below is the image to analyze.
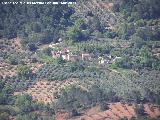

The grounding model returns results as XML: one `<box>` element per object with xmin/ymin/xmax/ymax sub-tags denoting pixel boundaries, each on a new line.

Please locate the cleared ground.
<box><xmin>14</xmin><ymin>80</ymin><xmax>79</xmax><ymax>104</ymax></box>
<box><xmin>56</xmin><ymin>102</ymin><xmax>160</xmax><ymax>120</ymax></box>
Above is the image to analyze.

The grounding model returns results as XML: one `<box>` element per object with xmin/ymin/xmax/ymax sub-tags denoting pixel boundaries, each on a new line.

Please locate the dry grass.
<box><xmin>0</xmin><ymin>37</ymin><xmax>23</xmax><ymax>52</ymax></box>
<box><xmin>0</xmin><ymin>62</ymin><xmax>17</xmax><ymax>78</ymax></box>
<box><xmin>28</xmin><ymin>63</ymin><xmax>44</xmax><ymax>73</ymax></box>
<box><xmin>14</xmin><ymin>80</ymin><xmax>79</xmax><ymax>104</ymax></box>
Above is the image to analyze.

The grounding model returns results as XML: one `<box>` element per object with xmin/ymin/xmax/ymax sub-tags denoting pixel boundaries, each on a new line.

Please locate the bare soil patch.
<box><xmin>14</xmin><ymin>80</ymin><xmax>79</xmax><ymax>104</ymax></box>
<box><xmin>59</xmin><ymin>102</ymin><xmax>160</xmax><ymax>120</ymax></box>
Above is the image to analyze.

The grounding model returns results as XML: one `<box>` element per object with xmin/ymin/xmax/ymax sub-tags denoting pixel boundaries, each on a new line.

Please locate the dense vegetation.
<box><xmin>0</xmin><ymin>0</ymin><xmax>74</xmax><ymax>47</ymax></box>
<box><xmin>112</xmin><ymin>0</ymin><xmax>160</xmax><ymax>40</ymax></box>
<box><xmin>36</xmin><ymin>61</ymin><xmax>106</xmax><ymax>81</ymax></box>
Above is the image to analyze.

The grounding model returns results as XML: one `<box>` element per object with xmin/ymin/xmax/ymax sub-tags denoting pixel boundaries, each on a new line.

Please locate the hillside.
<box><xmin>56</xmin><ymin>102</ymin><xmax>160</xmax><ymax>120</ymax></box>
<box><xmin>0</xmin><ymin>0</ymin><xmax>160</xmax><ymax>120</ymax></box>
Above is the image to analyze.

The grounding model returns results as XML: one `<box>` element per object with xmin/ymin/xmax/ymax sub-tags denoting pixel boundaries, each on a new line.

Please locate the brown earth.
<box><xmin>14</xmin><ymin>80</ymin><xmax>79</xmax><ymax>104</ymax></box>
<box><xmin>55</xmin><ymin>102</ymin><xmax>160</xmax><ymax>120</ymax></box>
<box><xmin>0</xmin><ymin>62</ymin><xmax>17</xmax><ymax>78</ymax></box>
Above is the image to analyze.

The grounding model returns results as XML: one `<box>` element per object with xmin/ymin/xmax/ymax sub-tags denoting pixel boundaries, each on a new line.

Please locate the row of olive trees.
<box><xmin>55</xmin><ymin>85</ymin><xmax>114</xmax><ymax>117</ymax></box>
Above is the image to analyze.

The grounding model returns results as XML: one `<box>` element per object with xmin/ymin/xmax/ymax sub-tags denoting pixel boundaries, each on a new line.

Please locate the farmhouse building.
<box><xmin>51</xmin><ymin>48</ymin><xmax>92</xmax><ymax>62</ymax></box>
<box><xmin>67</xmin><ymin>54</ymin><xmax>80</xmax><ymax>62</ymax></box>
<box><xmin>112</xmin><ymin>56</ymin><xmax>122</xmax><ymax>62</ymax></box>
<box><xmin>81</xmin><ymin>53</ymin><xmax>92</xmax><ymax>61</ymax></box>
<box><xmin>98</xmin><ymin>57</ymin><xmax>110</xmax><ymax>64</ymax></box>
<box><xmin>98</xmin><ymin>55</ymin><xmax>122</xmax><ymax>64</ymax></box>
<box><xmin>51</xmin><ymin>51</ymin><xmax>61</xmax><ymax>59</ymax></box>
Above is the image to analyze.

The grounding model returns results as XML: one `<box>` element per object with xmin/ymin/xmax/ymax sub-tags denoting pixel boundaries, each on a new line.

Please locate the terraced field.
<box><xmin>78</xmin><ymin>103</ymin><xmax>160</xmax><ymax>120</ymax></box>
<box><xmin>0</xmin><ymin>62</ymin><xmax>17</xmax><ymax>78</ymax></box>
<box><xmin>0</xmin><ymin>38</ymin><xmax>33</xmax><ymax>78</ymax></box>
<box><xmin>15</xmin><ymin>80</ymin><xmax>80</xmax><ymax>104</ymax></box>
<box><xmin>56</xmin><ymin>102</ymin><xmax>160</xmax><ymax>120</ymax></box>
